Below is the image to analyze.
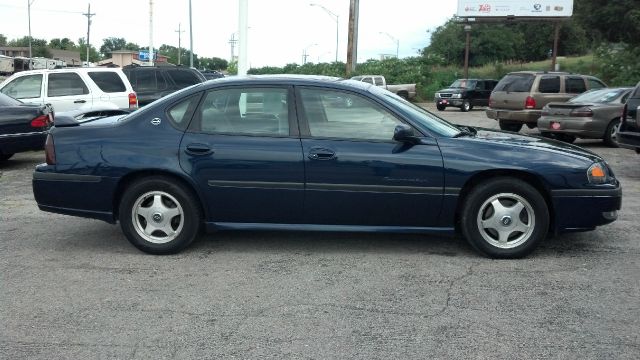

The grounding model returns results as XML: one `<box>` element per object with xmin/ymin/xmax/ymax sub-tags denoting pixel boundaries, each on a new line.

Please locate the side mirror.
<box><xmin>393</xmin><ymin>124</ymin><xmax>418</xmax><ymax>143</ymax></box>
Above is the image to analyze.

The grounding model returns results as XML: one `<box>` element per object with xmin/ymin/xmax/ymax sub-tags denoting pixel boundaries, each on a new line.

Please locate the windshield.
<box><xmin>0</xmin><ymin>92</ymin><xmax>22</xmax><ymax>106</ymax></box>
<box><xmin>450</xmin><ymin>79</ymin><xmax>477</xmax><ymax>89</ymax></box>
<box><xmin>370</xmin><ymin>87</ymin><xmax>460</xmax><ymax>137</ymax></box>
<box><xmin>569</xmin><ymin>88</ymin><xmax>628</xmax><ymax>103</ymax></box>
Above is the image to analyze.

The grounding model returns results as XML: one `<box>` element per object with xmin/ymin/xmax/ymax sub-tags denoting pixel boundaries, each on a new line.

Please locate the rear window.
<box><xmin>569</xmin><ymin>88</ymin><xmax>628</xmax><ymax>104</ymax></box>
<box><xmin>538</xmin><ymin>76</ymin><xmax>560</xmax><ymax>94</ymax></box>
<box><xmin>166</xmin><ymin>69</ymin><xmax>202</xmax><ymax>88</ymax></box>
<box><xmin>494</xmin><ymin>74</ymin><xmax>534</xmax><ymax>92</ymax></box>
<box><xmin>88</xmin><ymin>71</ymin><xmax>126</xmax><ymax>93</ymax></box>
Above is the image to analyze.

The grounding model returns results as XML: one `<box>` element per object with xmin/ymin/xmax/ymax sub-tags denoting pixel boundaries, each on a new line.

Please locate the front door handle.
<box><xmin>73</xmin><ymin>99</ymin><xmax>87</xmax><ymax>104</ymax></box>
<box><xmin>308</xmin><ymin>147</ymin><xmax>336</xmax><ymax>161</ymax></box>
<box><xmin>185</xmin><ymin>143</ymin><xmax>214</xmax><ymax>156</ymax></box>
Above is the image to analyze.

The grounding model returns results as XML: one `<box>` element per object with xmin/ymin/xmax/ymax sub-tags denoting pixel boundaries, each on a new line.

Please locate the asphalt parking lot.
<box><xmin>1</xmin><ymin>106</ymin><xmax>639</xmax><ymax>359</ymax></box>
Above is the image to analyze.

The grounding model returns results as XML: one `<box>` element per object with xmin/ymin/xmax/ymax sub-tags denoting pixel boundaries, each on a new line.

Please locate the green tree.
<box><xmin>8</xmin><ymin>36</ymin><xmax>50</xmax><ymax>57</ymax></box>
<box><xmin>78</xmin><ymin>37</ymin><xmax>101</xmax><ymax>62</ymax></box>
<box><xmin>198</xmin><ymin>57</ymin><xmax>228</xmax><ymax>70</ymax></box>
<box><xmin>49</xmin><ymin>38</ymin><xmax>76</xmax><ymax>50</ymax></box>
<box><xmin>100</xmin><ymin>37</ymin><xmax>128</xmax><ymax>57</ymax></box>
<box><xmin>0</xmin><ymin>34</ymin><xmax>7</xmax><ymax>46</ymax></box>
<box><xmin>574</xmin><ymin>0</ymin><xmax>640</xmax><ymax>45</ymax></box>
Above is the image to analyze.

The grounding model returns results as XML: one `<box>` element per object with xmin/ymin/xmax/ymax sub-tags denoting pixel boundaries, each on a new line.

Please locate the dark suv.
<box><xmin>122</xmin><ymin>65</ymin><xmax>206</xmax><ymax>106</ymax></box>
<box><xmin>434</xmin><ymin>79</ymin><xmax>498</xmax><ymax>112</ymax></box>
<box><xmin>618</xmin><ymin>81</ymin><xmax>640</xmax><ymax>153</ymax></box>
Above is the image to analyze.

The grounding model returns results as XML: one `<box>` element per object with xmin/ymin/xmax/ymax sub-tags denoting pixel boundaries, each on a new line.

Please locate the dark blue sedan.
<box><xmin>32</xmin><ymin>75</ymin><xmax>621</xmax><ymax>258</ymax></box>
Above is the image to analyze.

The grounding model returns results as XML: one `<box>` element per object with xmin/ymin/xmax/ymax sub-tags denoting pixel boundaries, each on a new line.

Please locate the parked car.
<box><xmin>486</xmin><ymin>71</ymin><xmax>607</xmax><ymax>132</ymax></box>
<box><xmin>618</xmin><ymin>81</ymin><xmax>640</xmax><ymax>153</ymax></box>
<box><xmin>350</xmin><ymin>75</ymin><xmax>416</xmax><ymax>100</ymax></box>
<box><xmin>434</xmin><ymin>79</ymin><xmax>498</xmax><ymax>112</ymax></box>
<box><xmin>0</xmin><ymin>92</ymin><xmax>53</xmax><ymax>162</ymax></box>
<box><xmin>0</xmin><ymin>68</ymin><xmax>137</xmax><ymax>113</ymax></box>
<box><xmin>122</xmin><ymin>65</ymin><xmax>206</xmax><ymax>106</ymax></box>
<box><xmin>537</xmin><ymin>87</ymin><xmax>632</xmax><ymax>146</ymax></box>
<box><xmin>32</xmin><ymin>75</ymin><xmax>621</xmax><ymax>258</ymax></box>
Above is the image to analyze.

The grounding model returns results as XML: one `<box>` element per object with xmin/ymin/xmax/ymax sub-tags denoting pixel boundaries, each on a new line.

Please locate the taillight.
<box><xmin>569</xmin><ymin>107</ymin><xmax>594</xmax><ymax>117</ymax></box>
<box><xmin>45</xmin><ymin>134</ymin><xmax>56</xmax><ymax>165</ymax></box>
<box><xmin>31</xmin><ymin>114</ymin><xmax>50</xmax><ymax>128</ymax></box>
<box><xmin>620</xmin><ymin>104</ymin><xmax>628</xmax><ymax>131</ymax></box>
<box><xmin>524</xmin><ymin>96</ymin><xmax>536</xmax><ymax>109</ymax></box>
<box><xmin>128</xmin><ymin>92</ymin><xmax>138</xmax><ymax>109</ymax></box>
<box><xmin>488</xmin><ymin>95</ymin><xmax>494</xmax><ymax>107</ymax></box>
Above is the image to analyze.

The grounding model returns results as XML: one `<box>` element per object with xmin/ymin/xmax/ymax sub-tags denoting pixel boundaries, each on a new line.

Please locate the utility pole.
<box><xmin>551</xmin><ymin>22</ymin><xmax>561</xmax><ymax>71</ymax></box>
<box><xmin>189</xmin><ymin>0</ymin><xmax>194</xmax><ymax>68</ymax></box>
<box><xmin>175</xmin><ymin>23</ymin><xmax>184</xmax><ymax>65</ymax></box>
<box><xmin>148</xmin><ymin>0</ymin><xmax>154</xmax><ymax>66</ymax></box>
<box><xmin>346</xmin><ymin>0</ymin><xmax>359</xmax><ymax>75</ymax></box>
<box><xmin>27</xmin><ymin>0</ymin><xmax>35</xmax><ymax>67</ymax></box>
<box><xmin>463</xmin><ymin>24</ymin><xmax>471</xmax><ymax>79</ymax></box>
<box><xmin>82</xmin><ymin>3</ymin><xmax>96</xmax><ymax>66</ymax></box>
<box><xmin>228</xmin><ymin>33</ymin><xmax>237</xmax><ymax>63</ymax></box>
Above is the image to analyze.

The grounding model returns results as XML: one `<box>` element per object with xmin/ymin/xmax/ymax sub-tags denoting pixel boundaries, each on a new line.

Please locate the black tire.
<box><xmin>0</xmin><ymin>152</ymin><xmax>14</xmax><ymax>162</ymax></box>
<box><xmin>461</xmin><ymin>100</ymin><xmax>472</xmax><ymax>112</ymax></box>
<box><xmin>460</xmin><ymin>177</ymin><xmax>549</xmax><ymax>259</ymax></box>
<box><xmin>436</xmin><ymin>104</ymin><xmax>446</xmax><ymax>111</ymax></box>
<box><xmin>525</xmin><ymin>123</ymin><xmax>537</xmax><ymax>129</ymax></box>
<box><xmin>498</xmin><ymin>120</ymin><xmax>523</xmax><ymax>132</ymax></box>
<box><xmin>603</xmin><ymin>118</ymin><xmax>621</xmax><ymax>148</ymax></box>
<box><xmin>119</xmin><ymin>176</ymin><xmax>201</xmax><ymax>254</ymax></box>
<box><xmin>397</xmin><ymin>91</ymin><xmax>409</xmax><ymax>100</ymax></box>
<box><xmin>557</xmin><ymin>134</ymin><xmax>576</xmax><ymax>143</ymax></box>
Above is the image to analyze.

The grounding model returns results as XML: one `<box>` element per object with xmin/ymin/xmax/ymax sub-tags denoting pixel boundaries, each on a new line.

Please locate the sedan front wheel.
<box><xmin>461</xmin><ymin>178</ymin><xmax>549</xmax><ymax>258</ymax></box>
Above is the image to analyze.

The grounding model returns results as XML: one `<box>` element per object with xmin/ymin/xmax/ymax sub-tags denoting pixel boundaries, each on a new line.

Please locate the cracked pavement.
<box><xmin>1</xmin><ymin>106</ymin><xmax>639</xmax><ymax>359</ymax></box>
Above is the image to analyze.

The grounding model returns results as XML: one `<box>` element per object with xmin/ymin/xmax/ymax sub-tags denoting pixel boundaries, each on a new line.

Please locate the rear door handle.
<box><xmin>73</xmin><ymin>99</ymin><xmax>87</xmax><ymax>104</ymax></box>
<box><xmin>185</xmin><ymin>143</ymin><xmax>214</xmax><ymax>156</ymax></box>
<box><xmin>308</xmin><ymin>147</ymin><xmax>336</xmax><ymax>161</ymax></box>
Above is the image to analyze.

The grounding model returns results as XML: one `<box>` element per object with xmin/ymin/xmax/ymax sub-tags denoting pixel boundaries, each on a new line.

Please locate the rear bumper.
<box><xmin>551</xmin><ymin>186</ymin><xmax>622</xmax><ymax>232</ymax></box>
<box><xmin>0</xmin><ymin>131</ymin><xmax>47</xmax><ymax>154</ymax></box>
<box><xmin>486</xmin><ymin>108</ymin><xmax>541</xmax><ymax>123</ymax></box>
<box><xmin>537</xmin><ymin>116</ymin><xmax>606</xmax><ymax>138</ymax></box>
<box><xmin>32</xmin><ymin>168</ymin><xmax>117</xmax><ymax>223</ymax></box>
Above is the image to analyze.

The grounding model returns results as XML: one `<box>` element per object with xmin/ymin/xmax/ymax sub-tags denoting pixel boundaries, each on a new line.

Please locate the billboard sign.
<box><xmin>457</xmin><ymin>1</ymin><xmax>573</xmax><ymax>17</ymax></box>
<box><xmin>138</xmin><ymin>50</ymin><xmax>157</xmax><ymax>61</ymax></box>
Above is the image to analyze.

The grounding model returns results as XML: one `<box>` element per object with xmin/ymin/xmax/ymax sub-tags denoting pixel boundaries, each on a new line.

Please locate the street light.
<box><xmin>302</xmin><ymin>43</ymin><xmax>318</xmax><ymax>64</ymax></box>
<box><xmin>310</xmin><ymin>3</ymin><xmax>338</xmax><ymax>63</ymax></box>
<box><xmin>379</xmin><ymin>32</ymin><xmax>399</xmax><ymax>59</ymax></box>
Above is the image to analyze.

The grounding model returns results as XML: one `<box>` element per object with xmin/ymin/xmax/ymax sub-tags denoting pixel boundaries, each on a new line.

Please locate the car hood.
<box><xmin>467</xmin><ymin>128</ymin><xmax>602</xmax><ymax>162</ymax></box>
<box><xmin>437</xmin><ymin>87</ymin><xmax>465</xmax><ymax>94</ymax></box>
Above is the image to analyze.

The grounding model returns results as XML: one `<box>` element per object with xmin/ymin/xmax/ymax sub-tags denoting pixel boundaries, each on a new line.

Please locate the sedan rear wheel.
<box><xmin>119</xmin><ymin>176</ymin><xmax>201</xmax><ymax>254</ymax></box>
<box><xmin>461</xmin><ymin>178</ymin><xmax>549</xmax><ymax>258</ymax></box>
<box><xmin>604</xmin><ymin>118</ymin><xmax>621</xmax><ymax>148</ymax></box>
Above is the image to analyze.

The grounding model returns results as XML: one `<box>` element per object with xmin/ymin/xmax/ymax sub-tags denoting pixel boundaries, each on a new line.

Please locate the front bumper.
<box><xmin>551</xmin><ymin>185</ymin><xmax>622</xmax><ymax>232</ymax></box>
<box><xmin>435</xmin><ymin>98</ymin><xmax>463</xmax><ymax>107</ymax></box>
<box><xmin>486</xmin><ymin>108</ymin><xmax>541</xmax><ymax>124</ymax></box>
<box><xmin>537</xmin><ymin>116</ymin><xmax>606</xmax><ymax>138</ymax></box>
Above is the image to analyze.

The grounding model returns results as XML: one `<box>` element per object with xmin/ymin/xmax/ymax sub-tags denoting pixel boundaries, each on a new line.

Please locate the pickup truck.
<box><xmin>350</xmin><ymin>75</ymin><xmax>416</xmax><ymax>100</ymax></box>
<box><xmin>618</xmin><ymin>81</ymin><xmax>640</xmax><ymax>153</ymax></box>
<box><xmin>434</xmin><ymin>78</ymin><xmax>497</xmax><ymax>112</ymax></box>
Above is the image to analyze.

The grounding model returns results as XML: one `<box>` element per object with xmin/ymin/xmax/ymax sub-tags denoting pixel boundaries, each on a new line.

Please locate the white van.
<box><xmin>0</xmin><ymin>67</ymin><xmax>138</xmax><ymax>112</ymax></box>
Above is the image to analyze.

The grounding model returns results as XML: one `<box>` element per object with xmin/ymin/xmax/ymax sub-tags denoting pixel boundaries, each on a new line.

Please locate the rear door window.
<box><xmin>135</xmin><ymin>69</ymin><xmax>157</xmax><ymax>92</ymax></box>
<box><xmin>47</xmin><ymin>73</ymin><xmax>89</xmax><ymax>97</ymax></box>
<box><xmin>565</xmin><ymin>76</ymin><xmax>587</xmax><ymax>94</ymax></box>
<box><xmin>494</xmin><ymin>74</ymin><xmax>534</xmax><ymax>92</ymax></box>
<box><xmin>166</xmin><ymin>70</ymin><xmax>202</xmax><ymax>88</ymax></box>
<box><xmin>87</xmin><ymin>71</ymin><xmax>126</xmax><ymax>93</ymax></box>
<box><xmin>0</xmin><ymin>74</ymin><xmax>42</xmax><ymax>99</ymax></box>
<box><xmin>538</xmin><ymin>76</ymin><xmax>560</xmax><ymax>94</ymax></box>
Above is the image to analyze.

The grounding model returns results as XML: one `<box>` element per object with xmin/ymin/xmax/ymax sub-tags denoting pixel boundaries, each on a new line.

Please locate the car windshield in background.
<box><xmin>494</xmin><ymin>74</ymin><xmax>534</xmax><ymax>92</ymax></box>
<box><xmin>450</xmin><ymin>79</ymin><xmax>477</xmax><ymax>89</ymax></box>
<box><xmin>371</xmin><ymin>87</ymin><xmax>460</xmax><ymax>137</ymax></box>
<box><xmin>569</xmin><ymin>88</ymin><xmax>627</xmax><ymax>103</ymax></box>
<box><xmin>0</xmin><ymin>92</ymin><xmax>22</xmax><ymax>106</ymax></box>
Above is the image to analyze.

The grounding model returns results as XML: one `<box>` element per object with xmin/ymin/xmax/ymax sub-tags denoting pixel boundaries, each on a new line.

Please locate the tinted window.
<box><xmin>167</xmin><ymin>94</ymin><xmax>199</xmax><ymax>130</ymax></box>
<box><xmin>48</xmin><ymin>73</ymin><xmax>89</xmax><ymax>97</ymax></box>
<box><xmin>361</xmin><ymin>77</ymin><xmax>374</xmax><ymax>84</ymax></box>
<box><xmin>0</xmin><ymin>92</ymin><xmax>22</xmax><ymax>106</ymax></box>
<box><xmin>565</xmin><ymin>76</ymin><xmax>586</xmax><ymax>93</ymax></box>
<box><xmin>135</xmin><ymin>69</ymin><xmax>157</xmax><ymax>91</ymax></box>
<box><xmin>1</xmin><ymin>74</ymin><xmax>42</xmax><ymax>99</ymax></box>
<box><xmin>166</xmin><ymin>69</ymin><xmax>201</xmax><ymax>88</ymax></box>
<box><xmin>588</xmin><ymin>78</ymin><xmax>606</xmax><ymax>90</ymax></box>
<box><xmin>485</xmin><ymin>81</ymin><xmax>497</xmax><ymax>91</ymax></box>
<box><xmin>195</xmin><ymin>88</ymin><xmax>289</xmax><ymax>136</ymax></box>
<box><xmin>538</xmin><ymin>76</ymin><xmax>560</xmax><ymax>94</ymax></box>
<box><xmin>374</xmin><ymin>77</ymin><xmax>384</xmax><ymax>86</ymax></box>
<box><xmin>494</xmin><ymin>74</ymin><xmax>534</xmax><ymax>92</ymax></box>
<box><xmin>299</xmin><ymin>88</ymin><xmax>402</xmax><ymax>141</ymax></box>
<box><xmin>88</xmin><ymin>71</ymin><xmax>126</xmax><ymax>93</ymax></box>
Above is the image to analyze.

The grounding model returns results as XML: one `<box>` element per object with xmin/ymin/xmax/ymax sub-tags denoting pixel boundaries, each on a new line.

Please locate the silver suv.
<box><xmin>486</xmin><ymin>71</ymin><xmax>607</xmax><ymax>132</ymax></box>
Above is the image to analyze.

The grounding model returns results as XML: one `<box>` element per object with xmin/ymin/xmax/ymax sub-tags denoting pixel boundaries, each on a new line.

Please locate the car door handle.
<box><xmin>73</xmin><ymin>99</ymin><xmax>87</xmax><ymax>104</ymax></box>
<box><xmin>308</xmin><ymin>147</ymin><xmax>336</xmax><ymax>160</ymax></box>
<box><xmin>185</xmin><ymin>144</ymin><xmax>214</xmax><ymax>156</ymax></box>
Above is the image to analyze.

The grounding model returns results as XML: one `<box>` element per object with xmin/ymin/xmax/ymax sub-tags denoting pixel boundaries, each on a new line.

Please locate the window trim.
<box><xmin>294</xmin><ymin>85</ymin><xmax>417</xmax><ymax>143</ymax></box>
<box><xmin>187</xmin><ymin>84</ymin><xmax>297</xmax><ymax>138</ymax></box>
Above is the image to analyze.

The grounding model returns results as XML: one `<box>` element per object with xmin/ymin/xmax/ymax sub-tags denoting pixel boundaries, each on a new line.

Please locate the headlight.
<box><xmin>452</xmin><ymin>93</ymin><xmax>462</xmax><ymax>98</ymax></box>
<box><xmin>587</xmin><ymin>162</ymin><xmax>609</xmax><ymax>184</ymax></box>
<box><xmin>434</xmin><ymin>93</ymin><xmax>440</xmax><ymax>98</ymax></box>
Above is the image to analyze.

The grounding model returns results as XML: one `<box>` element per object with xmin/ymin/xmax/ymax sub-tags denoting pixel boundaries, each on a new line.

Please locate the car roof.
<box><xmin>9</xmin><ymin>67</ymin><xmax>124</xmax><ymax>75</ymax></box>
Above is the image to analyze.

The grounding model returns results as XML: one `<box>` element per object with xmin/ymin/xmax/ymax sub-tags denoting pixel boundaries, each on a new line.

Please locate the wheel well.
<box><xmin>397</xmin><ymin>90</ymin><xmax>408</xmax><ymax>97</ymax></box>
<box><xmin>453</xmin><ymin>170</ymin><xmax>555</xmax><ymax>233</ymax></box>
<box><xmin>112</xmin><ymin>170</ymin><xmax>207</xmax><ymax>221</ymax></box>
